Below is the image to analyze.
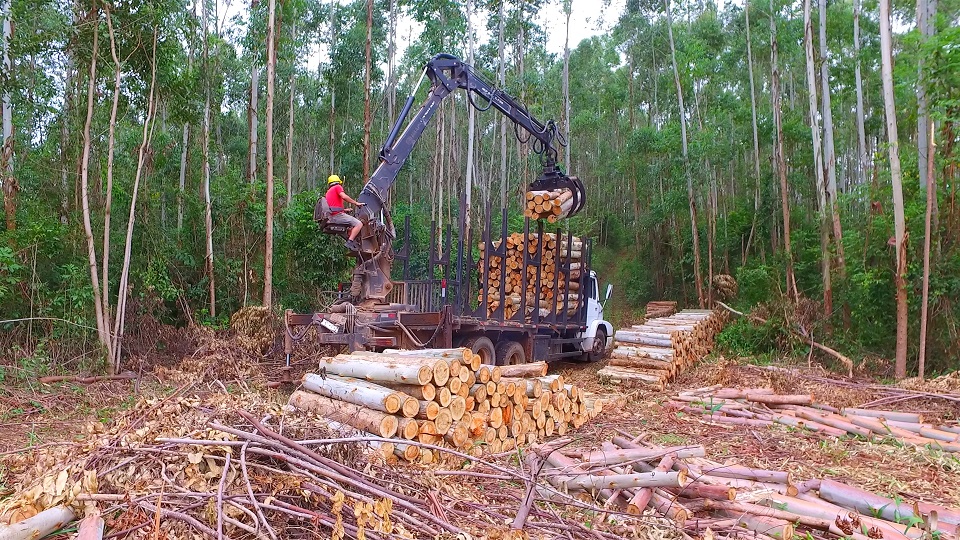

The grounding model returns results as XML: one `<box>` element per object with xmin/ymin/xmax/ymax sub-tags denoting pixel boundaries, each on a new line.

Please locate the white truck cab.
<box><xmin>580</xmin><ymin>270</ymin><xmax>614</xmax><ymax>361</ymax></box>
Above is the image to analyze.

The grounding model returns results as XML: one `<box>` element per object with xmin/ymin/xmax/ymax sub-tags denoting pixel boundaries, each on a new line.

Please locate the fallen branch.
<box><xmin>717</xmin><ymin>301</ymin><xmax>853</xmax><ymax>376</ymax></box>
<box><xmin>38</xmin><ymin>372</ymin><xmax>138</xmax><ymax>384</ymax></box>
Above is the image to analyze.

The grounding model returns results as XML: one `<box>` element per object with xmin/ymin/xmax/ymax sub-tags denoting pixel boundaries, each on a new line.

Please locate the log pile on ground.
<box><xmin>712</xmin><ymin>274</ymin><xmax>738</xmax><ymax>300</ymax></box>
<box><xmin>670</xmin><ymin>385</ymin><xmax>960</xmax><ymax>452</ymax></box>
<box><xmin>598</xmin><ymin>309</ymin><xmax>728</xmax><ymax>389</ymax></box>
<box><xmin>524</xmin><ymin>188</ymin><xmax>577</xmax><ymax>221</ymax></box>
<box><xmin>645</xmin><ymin>300</ymin><xmax>678</xmax><ymax>319</ymax></box>
<box><xmin>291</xmin><ymin>348</ymin><xmax>607</xmax><ymax>463</ymax></box>
<box><xmin>543</xmin><ymin>435</ymin><xmax>960</xmax><ymax>540</ymax></box>
<box><xmin>477</xmin><ymin>232</ymin><xmax>583</xmax><ymax>320</ymax></box>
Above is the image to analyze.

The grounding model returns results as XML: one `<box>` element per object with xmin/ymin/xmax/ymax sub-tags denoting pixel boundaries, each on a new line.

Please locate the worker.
<box><xmin>325</xmin><ymin>174</ymin><xmax>365</xmax><ymax>251</ymax></box>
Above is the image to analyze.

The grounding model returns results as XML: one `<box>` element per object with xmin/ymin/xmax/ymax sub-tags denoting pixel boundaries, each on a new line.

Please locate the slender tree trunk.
<box><xmin>853</xmin><ymin>0</ymin><xmax>868</xmax><ymax>187</ymax></box>
<box><xmin>78</xmin><ymin>15</ymin><xmax>110</xmax><ymax>360</ymax></box>
<box><xmin>918</xmin><ymin>126</ymin><xmax>935</xmax><ymax>380</ymax></box>
<box><xmin>328</xmin><ymin>1</ymin><xmax>336</xmax><ymax>172</ymax></box>
<box><xmin>178</xmin><ymin>124</ymin><xmax>188</xmax><ymax>229</ymax></box>
<box><xmin>387</xmin><ymin>0</ymin><xmax>397</xmax><ymax>124</ymax></box>
<box><xmin>202</xmin><ymin>0</ymin><xmax>216</xmax><ymax>318</ymax></box>
<box><xmin>819</xmin><ymin>0</ymin><xmax>845</xmax><ymax>282</ymax></box>
<box><xmin>465</xmin><ymin>0</ymin><xmax>475</xmax><ymax>235</ymax></box>
<box><xmin>666</xmin><ymin>0</ymin><xmax>704</xmax><ymax>307</ymax></box>
<box><xmin>263</xmin><ymin>0</ymin><xmax>276</xmax><ymax>307</ymax></box>
<box><xmin>879</xmin><ymin>0</ymin><xmax>908</xmax><ymax>379</ymax></box>
<box><xmin>917</xmin><ymin>0</ymin><xmax>937</xmax><ymax>193</ymax></box>
<box><xmin>59</xmin><ymin>22</ymin><xmax>76</xmax><ymax>226</ymax></box>
<box><xmin>247</xmin><ymin>0</ymin><xmax>260</xmax><ymax>185</ymax></box>
<box><xmin>562</xmin><ymin>0</ymin><xmax>572</xmax><ymax>173</ymax></box>
<box><xmin>102</xmin><ymin>7</ymin><xmax>122</xmax><ymax>333</ymax></box>
<box><xmin>498</xmin><ymin>0</ymin><xmax>507</xmax><ymax>211</ymax></box>
<box><xmin>285</xmin><ymin>23</ymin><xmax>296</xmax><ymax>206</ymax></box>
<box><xmin>112</xmin><ymin>30</ymin><xmax>158</xmax><ymax>371</ymax></box>
<box><xmin>362</xmin><ymin>0</ymin><xmax>373</xmax><ymax>181</ymax></box>
<box><xmin>743</xmin><ymin>3</ymin><xmax>761</xmax><ymax>264</ymax></box>
<box><xmin>770</xmin><ymin>0</ymin><xmax>798</xmax><ymax>301</ymax></box>
<box><xmin>804</xmin><ymin>0</ymin><xmax>832</xmax><ymax>316</ymax></box>
<box><xmin>1</xmin><ymin>0</ymin><xmax>14</xmax><ymax>231</ymax></box>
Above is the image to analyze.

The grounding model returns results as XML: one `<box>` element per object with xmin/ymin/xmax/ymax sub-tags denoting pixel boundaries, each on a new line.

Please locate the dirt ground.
<box><xmin>2</xmin><ymin>342</ymin><xmax>959</xmax><ymax>516</ymax></box>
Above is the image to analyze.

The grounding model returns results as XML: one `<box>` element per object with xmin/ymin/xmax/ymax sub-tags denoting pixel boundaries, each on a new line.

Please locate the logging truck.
<box><xmin>283</xmin><ymin>53</ymin><xmax>612</xmax><ymax>371</ymax></box>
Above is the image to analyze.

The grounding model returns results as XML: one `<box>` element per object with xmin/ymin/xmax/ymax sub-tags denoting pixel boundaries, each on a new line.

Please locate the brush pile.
<box><xmin>712</xmin><ymin>274</ymin><xmax>738</xmax><ymax>300</ymax></box>
<box><xmin>598</xmin><ymin>309</ymin><xmax>728</xmax><ymax>389</ymax></box>
<box><xmin>524</xmin><ymin>188</ymin><xmax>578</xmax><ymax>221</ymax></box>
<box><xmin>477</xmin><ymin>232</ymin><xmax>584</xmax><ymax>320</ymax></box>
<box><xmin>543</xmin><ymin>435</ymin><xmax>960</xmax><ymax>540</ymax></box>
<box><xmin>669</xmin><ymin>386</ymin><xmax>960</xmax><ymax>452</ymax></box>
<box><xmin>290</xmin><ymin>348</ymin><xmax>607</xmax><ymax>464</ymax></box>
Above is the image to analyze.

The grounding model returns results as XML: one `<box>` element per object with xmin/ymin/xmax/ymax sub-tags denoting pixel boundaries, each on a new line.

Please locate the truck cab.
<box><xmin>581</xmin><ymin>270</ymin><xmax>614</xmax><ymax>361</ymax></box>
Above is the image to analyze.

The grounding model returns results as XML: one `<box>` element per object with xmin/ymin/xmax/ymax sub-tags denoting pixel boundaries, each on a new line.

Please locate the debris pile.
<box><xmin>712</xmin><ymin>274</ymin><xmax>738</xmax><ymax>300</ymax></box>
<box><xmin>546</xmin><ymin>435</ymin><xmax>960</xmax><ymax>540</ymax></box>
<box><xmin>669</xmin><ymin>386</ymin><xmax>960</xmax><ymax>452</ymax></box>
<box><xmin>291</xmin><ymin>348</ymin><xmax>607</xmax><ymax>464</ymax></box>
<box><xmin>524</xmin><ymin>187</ymin><xmax>578</xmax><ymax>221</ymax></box>
<box><xmin>598</xmin><ymin>309</ymin><xmax>728</xmax><ymax>389</ymax></box>
<box><xmin>477</xmin><ymin>232</ymin><xmax>584</xmax><ymax>320</ymax></box>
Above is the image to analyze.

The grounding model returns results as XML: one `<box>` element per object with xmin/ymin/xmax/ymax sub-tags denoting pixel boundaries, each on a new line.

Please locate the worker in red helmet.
<box><xmin>325</xmin><ymin>174</ymin><xmax>365</xmax><ymax>251</ymax></box>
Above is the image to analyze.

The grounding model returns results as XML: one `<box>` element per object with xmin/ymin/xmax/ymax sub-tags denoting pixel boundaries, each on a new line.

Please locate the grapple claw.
<box><xmin>528</xmin><ymin>164</ymin><xmax>586</xmax><ymax>219</ymax></box>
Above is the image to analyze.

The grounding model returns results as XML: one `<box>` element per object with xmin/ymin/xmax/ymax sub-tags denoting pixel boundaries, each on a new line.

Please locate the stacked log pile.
<box><xmin>524</xmin><ymin>188</ymin><xmax>577</xmax><ymax>221</ymax></box>
<box><xmin>477</xmin><ymin>232</ymin><xmax>583</xmax><ymax>320</ymax></box>
<box><xmin>671</xmin><ymin>386</ymin><xmax>960</xmax><ymax>452</ymax></box>
<box><xmin>645</xmin><ymin>300</ymin><xmax>678</xmax><ymax>318</ymax></box>
<box><xmin>290</xmin><ymin>348</ymin><xmax>607</xmax><ymax>464</ymax></box>
<box><xmin>543</xmin><ymin>437</ymin><xmax>960</xmax><ymax>540</ymax></box>
<box><xmin>598</xmin><ymin>309</ymin><xmax>727</xmax><ymax>389</ymax></box>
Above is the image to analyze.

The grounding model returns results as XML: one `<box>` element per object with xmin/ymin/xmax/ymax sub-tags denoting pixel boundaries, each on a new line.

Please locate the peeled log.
<box><xmin>582</xmin><ymin>445</ymin><xmax>705</xmax><ymax>464</ymax></box>
<box><xmin>608</xmin><ymin>356</ymin><xmax>675</xmax><ymax>372</ymax></box>
<box><xmin>560</xmin><ymin>470</ymin><xmax>686</xmax><ymax>491</ymax></box>
<box><xmin>693</xmin><ymin>463</ymin><xmax>791</xmax><ymax>484</ymax></box>
<box><xmin>718</xmin><ymin>508</ymin><xmax>794</xmax><ymax>540</ymax></box>
<box><xmin>0</xmin><ymin>506</ymin><xmax>76</xmax><ymax>540</ymax></box>
<box><xmin>417</xmin><ymin>400</ymin><xmax>441</xmax><ymax>420</ymax></box>
<box><xmin>383</xmin><ymin>382</ymin><xmax>436</xmax><ymax>401</ymax></box>
<box><xmin>289</xmin><ymin>391</ymin><xmax>399</xmax><ymax>438</ymax></box>
<box><xmin>396</xmin><ymin>418</ymin><xmax>420</xmax><ymax>440</ymax></box>
<box><xmin>499</xmin><ymin>362</ymin><xmax>548</xmax><ymax>378</ymax></box>
<box><xmin>819</xmin><ymin>478</ymin><xmax>960</xmax><ymax>527</ymax></box>
<box><xmin>321</xmin><ymin>355</ymin><xmax>433</xmax><ymax>385</ymax></box>
<box><xmin>303</xmin><ymin>374</ymin><xmax>415</xmax><ymax>417</ymax></box>
<box><xmin>614</xmin><ymin>331</ymin><xmax>673</xmax><ymax>348</ymax></box>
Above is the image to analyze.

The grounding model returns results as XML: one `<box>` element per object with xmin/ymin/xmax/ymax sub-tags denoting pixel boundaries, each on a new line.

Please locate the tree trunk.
<box><xmin>853</xmin><ymin>0</ymin><xmax>868</xmax><ymax>187</ymax></box>
<box><xmin>916</xmin><ymin>0</ymin><xmax>936</xmax><ymax>191</ymax></box>
<box><xmin>202</xmin><ymin>0</ymin><xmax>216</xmax><ymax>318</ymax></box>
<box><xmin>111</xmin><ymin>30</ymin><xmax>158</xmax><ymax>372</ymax></box>
<box><xmin>804</xmin><ymin>0</ymin><xmax>832</xmax><ymax>316</ymax></box>
<box><xmin>327</xmin><ymin>0</ymin><xmax>336</xmax><ymax>172</ymax></box>
<box><xmin>78</xmin><ymin>16</ymin><xmax>110</xmax><ymax>360</ymax></box>
<box><xmin>285</xmin><ymin>23</ymin><xmax>296</xmax><ymax>207</ymax></box>
<box><xmin>289</xmin><ymin>391</ymin><xmax>399</xmax><ymax>438</ymax></box>
<box><xmin>879</xmin><ymin>0</ymin><xmax>908</xmax><ymax>379</ymax></box>
<box><xmin>263</xmin><ymin>0</ymin><xmax>276</xmax><ymax>307</ymax></box>
<box><xmin>247</xmin><ymin>0</ymin><xmax>259</xmax><ymax>185</ymax></box>
<box><xmin>102</xmin><ymin>7</ymin><xmax>122</xmax><ymax>333</ymax></box>
<box><xmin>177</xmin><ymin>123</ymin><xmax>188</xmax><ymax>229</ymax></box>
<box><xmin>498</xmin><ymin>0</ymin><xmax>507</xmax><ymax>211</ymax></box>
<box><xmin>303</xmin><ymin>374</ymin><xmax>418</xmax><ymax>417</ymax></box>
<box><xmin>665</xmin><ymin>0</ymin><xmax>704</xmax><ymax>307</ymax></box>
<box><xmin>362</xmin><ymin>0</ymin><xmax>373</xmax><ymax>181</ymax></box>
<box><xmin>770</xmin><ymin>0</ymin><xmax>798</xmax><ymax>301</ymax></box>
<box><xmin>387</xmin><ymin>0</ymin><xmax>397</xmax><ymax>125</ymax></box>
<box><xmin>918</xmin><ymin>125</ymin><xmax>935</xmax><ymax>380</ymax></box>
<box><xmin>819</xmin><ymin>0</ymin><xmax>845</xmax><ymax>280</ymax></box>
<box><xmin>1</xmin><ymin>0</ymin><xmax>13</xmax><ymax>231</ymax></box>
<box><xmin>562</xmin><ymin>0</ymin><xmax>572</xmax><ymax>173</ymax></box>
<box><xmin>465</xmin><ymin>0</ymin><xmax>475</xmax><ymax>236</ymax></box>
<box><xmin>744</xmin><ymin>3</ymin><xmax>761</xmax><ymax>263</ymax></box>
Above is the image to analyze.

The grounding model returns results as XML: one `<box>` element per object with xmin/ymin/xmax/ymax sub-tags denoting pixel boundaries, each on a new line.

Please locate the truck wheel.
<box><xmin>588</xmin><ymin>328</ymin><xmax>607</xmax><ymax>362</ymax></box>
<box><xmin>462</xmin><ymin>336</ymin><xmax>496</xmax><ymax>365</ymax></box>
<box><xmin>495</xmin><ymin>340</ymin><xmax>525</xmax><ymax>366</ymax></box>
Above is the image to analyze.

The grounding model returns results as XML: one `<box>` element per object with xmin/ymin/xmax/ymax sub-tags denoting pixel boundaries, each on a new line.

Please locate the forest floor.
<box><xmin>1</xmin><ymin>330</ymin><xmax>959</xmax><ymax>535</ymax></box>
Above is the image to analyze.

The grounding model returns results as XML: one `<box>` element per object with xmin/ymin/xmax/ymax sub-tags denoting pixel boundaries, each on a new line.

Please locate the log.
<box><xmin>449</xmin><ymin>396</ymin><xmax>467</xmax><ymax>421</ymax></box>
<box><xmin>841</xmin><ymin>408</ymin><xmax>924</xmax><ymax>424</ymax></box>
<box><xmin>793</xmin><ymin>409</ymin><xmax>872</xmax><ymax>437</ymax></box>
<box><xmin>320</xmin><ymin>355</ymin><xmax>433</xmax><ymax>385</ymax></box>
<box><xmin>302</xmin><ymin>374</ymin><xmax>417</xmax><ymax>417</ymax></box>
<box><xmin>396</xmin><ymin>417</ymin><xmax>420</xmax><ymax>440</ymax></box>
<box><xmin>289</xmin><ymin>390</ymin><xmax>399</xmax><ymax>438</ymax></box>
<box><xmin>610</xmin><ymin>346</ymin><xmax>674</xmax><ymax>361</ymax></box>
<box><xmin>0</xmin><ymin>506</ymin><xmax>76</xmax><ymax>540</ymax></box>
<box><xmin>445</xmin><ymin>422</ymin><xmax>470</xmax><ymax>448</ymax></box>
<box><xmin>608</xmin><ymin>356</ymin><xmax>676</xmax><ymax>372</ymax></box>
<box><xmin>614</xmin><ymin>331</ymin><xmax>673</xmax><ymax>348</ymax></box>
<box><xmin>787</xmin><ymin>493</ymin><xmax>919</xmax><ymax>540</ymax></box>
<box><xmin>434</xmin><ymin>408</ymin><xmax>453</xmax><ymax>434</ymax></box>
<box><xmin>417</xmin><ymin>400</ymin><xmax>441</xmax><ymax>421</ymax></box>
<box><xmin>499</xmin><ymin>362</ymin><xmax>548</xmax><ymax>378</ymax></box>
<box><xmin>559</xmin><ymin>470</ymin><xmax>686</xmax><ymax>491</ymax></box>
<box><xmin>394</xmin><ymin>443</ymin><xmax>421</xmax><ymax>461</ymax></box>
<box><xmin>819</xmin><ymin>478</ymin><xmax>960</xmax><ymax>527</ymax></box>
<box><xmin>382</xmin><ymin>382</ymin><xmax>436</xmax><ymax>402</ymax></box>
<box><xmin>668</xmin><ymin>483</ymin><xmax>736</xmax><ymax>501</ymax></box>
<box><xmin>742</xmin><ymin>393</ymin><xmax>814</xmax><ymax>405</ymax></box>
<box><xmin>583</xmin><ymin>446</ymin><xmax>706</xmax><ymax>464</ymax></box>
<box><xmin>76</xmin><ymin>511</ymin><xmax>105</xmax><ymax>540</ymax></box>
<box><xmin>692</xmin><ymin>463</ymin><xmax>791</xmax><ymax>484</ymax></box>
<box><xmin>382</xmin><ymin>348</ymin><xmax>471</xmax><ymax>361</ymax></box>
<box><xmin>717</xmin><ymin>508</ymin><xmax>794</xmax><ymax>540</ymax></box>
<box><xmin>436</xmin><ymin>387</ymin><xmax>453</xmax><ymax>407</ymax></box>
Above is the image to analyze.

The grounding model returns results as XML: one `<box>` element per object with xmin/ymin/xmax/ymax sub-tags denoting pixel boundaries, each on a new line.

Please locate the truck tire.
<box><xmin>587</xmin><ymin>328</ymin><xmax>607</xmax><ymax>362</ymax></box>
<box><xmin>495</xmin><ymin>340</ymin><xmax>525</xmax><ymax>366</ymax></box>
<box><xmin>462</xmin><ymin>336</ymin><xmax>496</xmax><ymax>365</ymax></box>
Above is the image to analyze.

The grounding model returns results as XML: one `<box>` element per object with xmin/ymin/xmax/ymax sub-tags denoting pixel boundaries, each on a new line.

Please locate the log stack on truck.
<box><xmin>477</xmin><ymin>232</ymin><xmax>584</xmax><ymax>320</ymax></box>
<box><xmin>287</xmin><ymin>348</ymin><xmax>608</xmax><ymax>464</ymax></box>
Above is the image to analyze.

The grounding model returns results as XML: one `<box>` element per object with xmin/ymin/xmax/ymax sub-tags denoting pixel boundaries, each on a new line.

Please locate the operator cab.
<box><xmin>314</xmin><ymin>197</ymin><xmax>352</xmax><ymax>239</ymax></box>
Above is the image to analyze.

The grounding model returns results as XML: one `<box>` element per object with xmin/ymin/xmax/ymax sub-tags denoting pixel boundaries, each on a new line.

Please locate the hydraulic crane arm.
<box><xmin>332</xmin><ymin>53</ymin><xmax>585</xmax><ymax>305</ymax></box>
<box><xmin>357</xmin><ymin>53</ymin><xmax>585</xmax><ymax>225</ymax></box>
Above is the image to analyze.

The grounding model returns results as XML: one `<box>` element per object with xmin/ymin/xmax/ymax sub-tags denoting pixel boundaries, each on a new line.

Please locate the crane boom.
<box><xmin>323</xmin><ymin>53</ymin><xmax>586</xmax><ymax>305</ymax></box>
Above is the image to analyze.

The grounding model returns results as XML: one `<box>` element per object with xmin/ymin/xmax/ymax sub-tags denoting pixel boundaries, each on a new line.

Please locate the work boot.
<box><xmin>345</xmin><ymin>239</ymin><xmax>360</xmax><ymax>252</ymax></box>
